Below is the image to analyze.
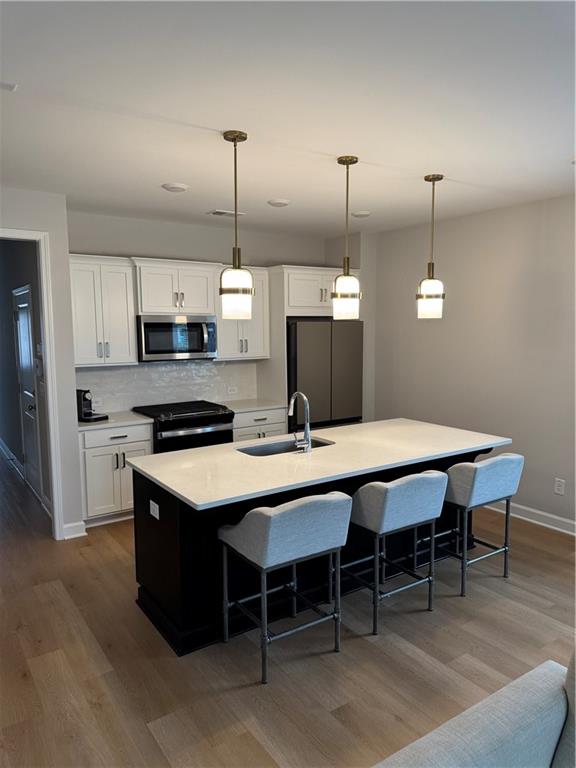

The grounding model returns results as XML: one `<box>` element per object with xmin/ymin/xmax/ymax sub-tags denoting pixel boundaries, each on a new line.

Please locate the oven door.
<box><xmin>154</xmin><ymin>423</ymin><xmax>233</xmax><ymax>453</ymax></box>
<box><xmin>138</xmin><ymin>315</ymin><xmax>217</xmax><ymax>361</ymax></box>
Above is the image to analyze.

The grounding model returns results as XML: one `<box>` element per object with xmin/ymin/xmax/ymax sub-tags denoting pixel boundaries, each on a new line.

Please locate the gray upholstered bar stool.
<box><xmin>218</xmin><ymin>492</ymin><xmax>352</xmax><ymax>684</ymax></box>
<box><xmin>345</xmin><ymin>470</ymin><xmax>448</xmax><ymax>635</ymax></box>
<box><xmin>444</xmin><ymin>452</ymin><xmax>524</xmax><ymax>596</ymax></box>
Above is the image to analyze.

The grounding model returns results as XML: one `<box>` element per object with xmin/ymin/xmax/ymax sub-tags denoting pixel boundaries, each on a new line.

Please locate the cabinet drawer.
<box><xmin>234</xmin><ymin>424</ymin><xmax>287</xmax><ymax>442</ymax></box>
<box><xmin>82</xmin><ymin>424</ymin><xmax>153</xmax><ymax>449</ymax></box>
<box><xmin>233</xmin><ymin>409</ymin><xmax>287</xmax><ymax>430</ymax></box>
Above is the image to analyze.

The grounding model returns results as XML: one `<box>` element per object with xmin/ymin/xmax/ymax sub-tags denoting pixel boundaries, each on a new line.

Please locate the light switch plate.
<box><xmin>150</xmin><ymin>500</ymin><xmax>160</xmax><ymax>519</ymax></box>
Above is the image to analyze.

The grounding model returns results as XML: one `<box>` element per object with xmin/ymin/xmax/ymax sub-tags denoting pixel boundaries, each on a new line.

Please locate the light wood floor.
<box><xmin>0</xmin><ymin>455</ymin><xmax>574</xmax><ymax>768</ymax></box>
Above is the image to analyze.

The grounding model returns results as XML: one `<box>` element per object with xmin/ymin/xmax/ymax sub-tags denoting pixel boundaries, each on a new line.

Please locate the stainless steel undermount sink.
<box><xmin>237</xmin><ymin>437</ymin><xmax>334</xmax><ymax>457</ymax></box>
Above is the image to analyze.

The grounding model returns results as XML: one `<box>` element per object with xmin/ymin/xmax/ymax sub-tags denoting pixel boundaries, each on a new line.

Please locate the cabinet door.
<box><xmin>261</xmin><ymin>425</ymin><xmax>286</xmax><ymax>438</ymax></box>
<box><xmin>84</xmin><ymin>446</ymin><xmax>121</xmax><ymax>518</ymax></box>
<box><xmin>70</xmin><ymin>262</ymin><xmax>104</xmax><ymax>365</ymax></box>
<box><xmin>101</xmin><ymin>264</ymin><xmax>137</xmax><ymax>364</ymax></box>
<box><xmin>240</xmin><ymin>270</ymin><xmax>269</xmax><ymax>358</ymax></box>
<box><xmin>233</xmin><ymin>427</ymin><xmax>263</xmax><ymax>442</ymax></box>
<box><xmin>286</xmin><ymin>271</ymin><xmax>327</xmax><ymax>312</ymax></box>
<box><xmin>119</xmin><ymin>441</ymin><xmax>152</xmax><ymax>511</ymax></box>
<box><xmin>139</xmin><ymin>266</ymin><xmax>180</xmax><ymax>313</ymax></box>
<box><xmin>178</xmin><ymin>267</ymin><xmax>215</xmax><ymax>314</ymax></box>
<box><xmin>216</xmin><ymin>318</ymin><xmax>242</xmax><ymax>360</ymax></box>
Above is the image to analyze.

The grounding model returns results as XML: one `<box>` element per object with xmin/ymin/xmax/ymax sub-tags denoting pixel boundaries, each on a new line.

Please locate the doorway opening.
<box><xmin>0</xmin><ymin>237</ymin><xmax>55</xmax><ymax>531</ymax></box>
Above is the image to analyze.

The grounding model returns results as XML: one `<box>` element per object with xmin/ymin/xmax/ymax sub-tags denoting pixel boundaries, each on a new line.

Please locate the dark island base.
<box><xmin>133</xmin><ymin>450</ymin><xmax>489</xmax><ymax>656</ymax></box>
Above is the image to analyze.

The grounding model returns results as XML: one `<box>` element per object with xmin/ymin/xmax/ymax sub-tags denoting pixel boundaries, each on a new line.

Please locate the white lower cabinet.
<box><xmin>80</xmin><ymin>425</ymin><xmax>153</xmax><ymax>519</ymax></box>
<box><xmin>233</xmin><ymin>408</ymin><xmax>287</xmax><ymax>442</ymax></box>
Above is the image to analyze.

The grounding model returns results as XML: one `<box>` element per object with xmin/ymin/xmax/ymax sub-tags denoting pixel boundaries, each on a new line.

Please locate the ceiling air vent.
<box><xmin>207</xmin><ymin>209</ymin><xmax>245</xmax><ymax>217</ymax></box>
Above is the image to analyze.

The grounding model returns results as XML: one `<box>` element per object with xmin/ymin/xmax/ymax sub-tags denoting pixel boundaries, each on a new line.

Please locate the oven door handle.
<box><xmin>156</xmin><ymin>424</ymin><xmax>232</xmax><ymax>440</ymax></box>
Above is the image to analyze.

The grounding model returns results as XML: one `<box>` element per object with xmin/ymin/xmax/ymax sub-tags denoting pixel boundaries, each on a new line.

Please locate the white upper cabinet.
<box><xmin>70</xmin><ymin>255</ymin><xmax>137</xmax><ymax>366</ymax></box>
<box><xmin>135</xmin><ymin>259</ymin><xmax>216</xmax><ymax>314</ymax></box>
<box><xmin>284</xmin><ymin>267</ymin><xmax>360</xmax><ymax>316</ymax></box>
<box><xmin>216</xmin><ymin>268</ymin><xmax>270</xmax><ymax>360</ymax></box>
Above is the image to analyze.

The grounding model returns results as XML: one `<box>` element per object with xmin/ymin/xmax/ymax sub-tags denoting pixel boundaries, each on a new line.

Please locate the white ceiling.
<box><xmin>0</xmin><ymin>1</ymin><xmax>573</xmax><ymax>237</ymax></box>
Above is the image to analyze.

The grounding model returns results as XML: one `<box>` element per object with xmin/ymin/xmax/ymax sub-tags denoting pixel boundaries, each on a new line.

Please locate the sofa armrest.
<box><xmin>376</xmin><ymin>660</ymin><xmax>567</xmax><ymax>768</ymax></box>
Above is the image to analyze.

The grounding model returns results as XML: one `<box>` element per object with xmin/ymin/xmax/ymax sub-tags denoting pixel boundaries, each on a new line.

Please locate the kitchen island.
<box><xmin>128</xmin><ymin>418</ymin><xmax>511</xmax><ymax>654</ymax></box>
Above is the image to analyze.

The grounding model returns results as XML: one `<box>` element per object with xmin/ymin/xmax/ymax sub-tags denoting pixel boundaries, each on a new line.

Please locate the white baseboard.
<box><xmin>85</xmin><ymin>511</ymin><xmax>134</xmax><ymax>528</ymax></box>
<box><xmin>486</xmin><ymin>500</ymin><xmax>575</xmax><ymax>536</ymax></box>
<box><xmin>63</xmin><ymin>521</ymin><xmax>87</xmax><ymax>539</ymax></box>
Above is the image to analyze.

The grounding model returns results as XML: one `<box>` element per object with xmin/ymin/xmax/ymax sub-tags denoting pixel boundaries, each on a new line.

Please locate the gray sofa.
<box><xmin>377</xmin><ymin>656</ymin><xmax>574</xmax><ymax>768</ymax></box>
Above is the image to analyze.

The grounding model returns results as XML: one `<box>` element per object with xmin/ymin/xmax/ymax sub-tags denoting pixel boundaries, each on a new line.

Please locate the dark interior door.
<box><xmin>295</xmin><ymin>321</ymin><xmax>332</xmax><ymax>425</ymax></box>
<box><xmin>331</xmin><ymin>320</ymin><xmax>364</xmax><ymax>422</ymax></box>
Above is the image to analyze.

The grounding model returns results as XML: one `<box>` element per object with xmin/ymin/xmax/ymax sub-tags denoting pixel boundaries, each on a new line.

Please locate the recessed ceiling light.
<box><xmin>161</xmin><ymin>182</ymin><xmax>189</xmax><ymax>193</ymax></box>
<box><xmin>0</xmin><ymin>81</ymin><xmax>18</xmax><ymax>93</ymax></box>
<box><xmin>268</xmin><ymin>199</ymin><xmax>291</xmax><ymax>207</ymax></box>
<box><xmin>351</xmin><ymin>210</ymin><xmax>371</xmax><ymax>218</ymax></box>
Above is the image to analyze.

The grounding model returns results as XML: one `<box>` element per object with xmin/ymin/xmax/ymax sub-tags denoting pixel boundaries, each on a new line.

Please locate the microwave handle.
<box><xmin>202</xmin><ymin>323</ymin><xmax>209</xmax><ymax>351</ymax></box>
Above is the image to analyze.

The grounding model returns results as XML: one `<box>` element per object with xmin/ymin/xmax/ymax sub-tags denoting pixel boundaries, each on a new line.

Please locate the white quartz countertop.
<box><xmin>78</xmin><ymin>410</ymin><xmax>154</xmax><ymax>431</ymax></box>
<box><xmin>128</xmin><ymin>418</ymin><xmax>511</xmax><ymax>511</ymax></box>
<box><xmin>224</xmin><ymin>398</ymin><xmax>287</xmax><ymax>413</ymax></box>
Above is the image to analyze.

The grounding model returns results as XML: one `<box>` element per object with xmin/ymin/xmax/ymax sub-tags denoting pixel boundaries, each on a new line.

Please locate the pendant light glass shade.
<box><xmin>332</xmin><ymin>273</ymin><xmax>362</xmax><ymax>320</ymax></box>
<box><xmin>220</xmin><ymin>266</ymin><xmax>254</xmax><ymax>320</ymax></box>
<box><xmin>417</xmin><ymin>277</ymin><xmax>445</xmax><ymax>319</ymax></box>
<box><xmin>332</xmin><ymin>155</ymin><xmax>361</xmax><ymax>320</ymax></box>
<box><xmin>219</xmin><ymin>130</ymin><xmax>254</xmax><ymax>320</ymax></box>
<box><xmin>417</xmin><ymin>174</ymin><xmax>445</xmax><ymax>319</ymax></box>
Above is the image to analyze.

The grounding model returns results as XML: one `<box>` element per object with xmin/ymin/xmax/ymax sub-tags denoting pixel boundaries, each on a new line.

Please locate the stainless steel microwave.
<box><xmin>137</xmin><ymin>315</ymin><xmax>217</xmax><ymax>362</ymax></box>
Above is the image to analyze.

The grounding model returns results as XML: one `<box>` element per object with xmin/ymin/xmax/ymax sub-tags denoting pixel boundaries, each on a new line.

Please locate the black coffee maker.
<box><xmin>76</xmin><ymin>389</ymin><xmax>108</xmax><ymax>423</ymax></box>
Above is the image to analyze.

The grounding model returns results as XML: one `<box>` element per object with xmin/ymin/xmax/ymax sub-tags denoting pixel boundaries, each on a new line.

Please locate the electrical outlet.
<box><xmin>227</xmin><ymin>386</ymin><xmax>238</xmax><ymax>395</ymax></box>
<box><xmin>554</xmin><ymin>478</ymin><xmax>565</xmax><ymax>496</ymax></box>
<box><xmin>150</xmin><ymin>500</ymin><xmax>160</xmax><ymax>519</ymax></box>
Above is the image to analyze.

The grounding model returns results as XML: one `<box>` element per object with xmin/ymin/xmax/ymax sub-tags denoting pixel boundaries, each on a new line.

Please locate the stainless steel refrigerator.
<box><xmin>287</xmin><ymin>318</ymin><xmax>363</xmax><ymax>431</ymax></box>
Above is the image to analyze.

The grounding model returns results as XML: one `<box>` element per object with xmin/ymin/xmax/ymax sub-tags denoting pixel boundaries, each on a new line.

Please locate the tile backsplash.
<box><xmin>76</xmin><ymin>361</ymin><xmax>257</xmax><ymax>412</ymax></box>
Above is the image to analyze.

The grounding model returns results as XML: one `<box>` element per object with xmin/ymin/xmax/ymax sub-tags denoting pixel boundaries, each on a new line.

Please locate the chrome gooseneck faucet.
<box><xmin>288</xmin><ymin>391</ymin><xmax>311</xmax><ymax>453</ymax></box>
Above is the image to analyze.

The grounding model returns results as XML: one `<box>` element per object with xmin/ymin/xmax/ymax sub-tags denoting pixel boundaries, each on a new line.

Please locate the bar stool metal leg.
<box><xmin>428</xmin><ymin>520</ymin><xmax>436</xmax><ymax>611</ymax></box>
<box><xmin>334</xmin><ymin>549</ymin><xmax>341</xmax><ymax>652</ymax></box>
<box><xmin>260</xmin><ymin>570</ymin><xmax>268</xmax><ymax>684</ymax></box>
<box><xmin>291</xmin><ymin>564</ymin><xmax>298</xmax><ymax>617</ymax></box>
<box><xmin>461</xmin><ymin>507</ymin><xmax>468</xmax><ymax>597</ymax></box>
<box><xmin>380</xmin><ymin>535</ymin><xmax>386</xmax><ymax>586</ymax></box>
<box><xmin>327</xmin><ymin>552</ymin><xmax>333</xmax><ymax>604</ymax></box>
<box><xmin>372</xmin><ymin>534</ymin><xmax>380</xmax><ymax>636</ymax></box>
<box><xmin>222</xmin><ymin>543</ymin><xmax>229</xmax><ymax>642</ymax></box>
<box><xmin>504</xmin><ymin>498</ymin><xmax>511</xmax><ymax>578</ymax></box>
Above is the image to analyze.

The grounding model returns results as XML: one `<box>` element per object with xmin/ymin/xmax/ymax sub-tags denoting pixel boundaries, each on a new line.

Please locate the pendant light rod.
<box><xmin>424</xmin><ymin>173</ymin><xmax>443</xmax><ymax>278</ymax></box>
<box><xmin>223</xmin><ymin>130</ymin><xmax>247</xmax><ymax>269</ymax></box>
<box><xmin>338</xmin><ymin>155</ymin><xmax>358</xmax><ymax>276</ymax></box>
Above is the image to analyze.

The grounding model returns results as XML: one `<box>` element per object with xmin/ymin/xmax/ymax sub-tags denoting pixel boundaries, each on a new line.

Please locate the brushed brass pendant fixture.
<box><xmin>219</xmin><ymin>130</ymin><xmax>254</xmax><ymax>320</ymax></box>
<box><xmin>332</xmin><ymin>155</ymin><xmax>362</xmax><ymax>320</ymax></box>
<box><xmin>417</xmin><ymin>173</ymin><xmax>445</xmax><ymax>319</ymax></box>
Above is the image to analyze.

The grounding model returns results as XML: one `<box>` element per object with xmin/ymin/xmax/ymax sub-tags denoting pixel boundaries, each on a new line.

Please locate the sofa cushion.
<box><xmin>552</xmin><ymin>653</ymin><xmax>575</xmax><ymax>768</ymax></box>
<box><xmin>376</xmin><ymin>660</ymin><xmax>567</xmax><ymax>768</ymax></box>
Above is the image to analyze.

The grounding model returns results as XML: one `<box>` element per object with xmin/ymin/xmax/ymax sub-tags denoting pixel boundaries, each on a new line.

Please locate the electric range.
<box><xmin>132</xmin><ymin>400</ymin><xmax>234</xmax><ymax>453</ymax></box>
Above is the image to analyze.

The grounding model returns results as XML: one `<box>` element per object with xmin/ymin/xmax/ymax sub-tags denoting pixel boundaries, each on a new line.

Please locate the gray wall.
<box><xmin>0</xmin><ymin>187</ymin><xmax>82</xmax><ymax>533</ymax></box>
<box><xmin>375</xmin><ymin>195</ymin><xmax>575</xmax><ymax>523</ymax></box>
<box><xmin>0</xmin><ymin>239</ymin><xmax>39</xmax><ymax>461</ymax></box>
<box><xmin>68</xmin><ymin>210</ymin><xmax>325</xmax><ymax>266</ymax></box>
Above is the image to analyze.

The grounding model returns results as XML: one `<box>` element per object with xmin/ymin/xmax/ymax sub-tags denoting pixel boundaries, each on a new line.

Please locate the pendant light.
<box><xmin>331</xmin><ymin>155</ymin><xmax>362</xmax><ymax>320</ymax></box>
<box><xmin>417</xmin><ymin>174</ymin><xmax>445</xmax><ymax>319</ymax></box>
<box><xmin>219</xmin><ymin>130</ymin><xmax>254</xmax><ymax>320</ymax></box>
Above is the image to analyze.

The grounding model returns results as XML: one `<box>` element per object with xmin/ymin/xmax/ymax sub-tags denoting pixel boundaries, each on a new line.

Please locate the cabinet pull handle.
<box><xmin>257</xmin><ymin>432</ymin><xmax>261</xmax><ymax>438</ymax></box>
<box><xmin>114</xmin><ymin>453</ymin><xmax>119</xmax><ymax>470</ymax></box>
<box><xmin>245</xmin><ymin>338</ymin><xmax>248</xmax><ymax>353</ymax></box>
<box><xmin>174</xmin><ymin>292</ymin><xmax>179</xmax><ymax>307</ymax></box>
<box><xmin>239</xmin><ymin>338</ymin><xmax>243</xmax><ymax>353</ymax></box>
<box><xmin>109</xmin><ymin>434</ymin><xmax>128</xmax><ymax>440</ymax></box>
<box><xmin>320</xmin><ymin>287</ymin><xmax>323</xmax><ymax>302</ymax></box>
<box><xmin>254</xmin><ymin>417</ymin><xmax>267</xmax><ymax>422</ymax></box>
<box><xmin>105</xmin><ymin>341</ymin><xmax>110</xmax><ymax>358</ymax></box>
<box><xmin>97</xmin><ymin>342</ymin><xmax>103</xmax><ymax>358</ymax></box>
<box><xmin>122</xmin><ymin>452</ymin><xmax>126</xmax><ymax>469</ymax></box>
<box><xmin>180</xmin><ymin>291</ymin><xmax>185</xmax><ymax>307</ymax></box>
